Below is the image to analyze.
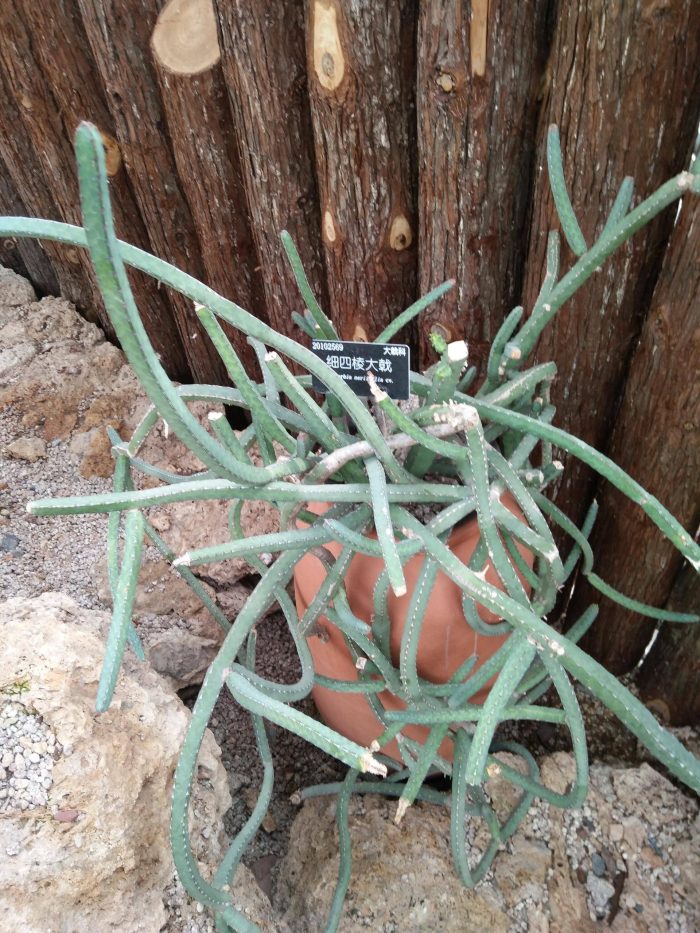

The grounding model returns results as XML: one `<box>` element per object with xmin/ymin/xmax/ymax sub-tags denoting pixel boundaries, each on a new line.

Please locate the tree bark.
<box><xmin>0</xmin><ymin>54</ymin><xmax>95</xmax><ymax>319</ymax></box>
<box><xmin>214</xmin><ymin>0</ymin><xmax>329</xmax><ymax>345</ymax></box>
<box><xmin>637</xmin><ymin>566</ymin><xmax>700</xmax><ymax>727</ymax></box>
<box><xmin>0</xmin><ymin>0</ymin><xmax>191</xmax><ymax>379</ymax></box>
<box><xmin>416</xmin><ymin>0</ymin><xmax>552</xmax><ymax>373</ymax></box>
<box><xmin>78</xmin><ymin>0</ymin><xmax>229</xmax><ymax>384</ymax></box>
<box><xmin>574</xmin><ymin>196</ymin><xmax>700</xmax><ymax>672</ymax></box>
<box><xmin>304</xmin><ymin>0</ymin><xmax>417</xmax><ymax>344</ymax></box>
<box><xmin>522</xmin><ymin>0</ymin><xmax>700</xmax><ymax>532</ymax></box>
<box><xmin>0</xmin><ymin>158</ymin><xmax>59</xmax><ymax>296</ymax></box>
<box><xmin>152</xmin><ymin>0</ymin><xmax>268</xmax><ymax>376</ymax></box>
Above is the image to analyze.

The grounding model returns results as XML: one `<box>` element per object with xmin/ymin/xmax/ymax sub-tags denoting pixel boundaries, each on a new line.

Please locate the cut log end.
<box><xmin>312</xmin><ymin>1</ymin><xmax>345</xmax><ymax>92</ymax></box>
<box><xmin>151</xmin><ymin>0</ymin><xmax>221</xmax><ymax>76</ymax></box>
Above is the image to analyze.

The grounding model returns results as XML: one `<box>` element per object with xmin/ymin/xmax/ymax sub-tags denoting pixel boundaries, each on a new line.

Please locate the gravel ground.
<box><xmin>0</xmin><ymin>700</ymin><xmax>56</xmax><ymax>817</ymax></box>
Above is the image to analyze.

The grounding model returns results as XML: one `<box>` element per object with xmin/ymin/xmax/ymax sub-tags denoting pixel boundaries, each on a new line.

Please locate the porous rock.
<box><xmin>0</xmin><ymin>265</ymin><xmax>36</xmax><ymax>306</ymax></box>
<box><xmin>5</xmin><ymin>435</ymin><xmax>46</xmax><ymax>462</ymax></box>
<box><xmin>0</xmin><ymin>293</ymin><xmax>146</xmax><ymax>467</ymax></box>
<box><xmin>278</xmin><ymin>750</ymin><xmax>700</xmax><ymax>932</ymax></box>
<box><xmin>276</xmin><ymin>795</ymin><xmax>508</xmax><ymax>932</ymax></box>
<box><xmin>0</xmin><ymin>592</ymin><xmax>273</xmax><ymax>932</ymax></box>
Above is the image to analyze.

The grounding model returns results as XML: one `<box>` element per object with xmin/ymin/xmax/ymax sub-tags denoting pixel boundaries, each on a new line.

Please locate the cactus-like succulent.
<box><xmin>1</xmin><ymin>122</ymin><xmax>699</xmax><ymax>932</ymax></box>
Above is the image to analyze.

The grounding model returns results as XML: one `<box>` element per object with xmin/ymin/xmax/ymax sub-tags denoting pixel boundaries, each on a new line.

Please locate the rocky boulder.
<box><xmin>277</xmin><ymin>751</ymin><xmax>699</xmax><ymax>932</ymax></box>
<box><xmin>0</xmin><ymin>592</ymin><xmax>274</xmax><ymax>932</ymax></box>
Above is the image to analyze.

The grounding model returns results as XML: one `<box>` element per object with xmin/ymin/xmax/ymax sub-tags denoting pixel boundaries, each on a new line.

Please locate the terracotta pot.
<box><xmin>294</xmin><ymin>495</ymin><xmax>533</xmax><ymax>762</ymax></box>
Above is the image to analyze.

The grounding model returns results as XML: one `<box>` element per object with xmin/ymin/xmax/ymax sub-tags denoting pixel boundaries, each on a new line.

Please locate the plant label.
<box><xmin>310</xmin><ymin>340</ymin><xmax>411</xmax><ymax>400</ymax></box>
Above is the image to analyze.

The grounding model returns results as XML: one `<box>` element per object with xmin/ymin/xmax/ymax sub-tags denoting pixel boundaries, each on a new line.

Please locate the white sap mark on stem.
<box><xmin>394</xmin><ymin>797</ymin><xmax>410</xmax><ymax>824</ymax></box>
<box><xmin>356</xmin><ymin>657</ymin><xmax>367</xmax><ymax>671</ymax></box>
<box><xmin>367</xmin><ymin>371</ymin><xmax>387</xmax><ymax>402</ymax></box>
<box><xmin>389</xmin><ymin>214</ymin><xmax>412</xmax><ymax>251</ymax></box>
<box><xmin>447</xmin><ymin>339</ymin><xmax>469</xmax><ymax>364</ymax></box>
<box><xmin>361</xmin><ymin>751</ymin><xmax>388</xmax><ymax>777</ymax></box>
<box><xmin>323</xmin><ymin>209</ymin><xmax>337</xmax><ymax>243</ymax></box>
<box><xmin>313</xmin><ymin>1</ymin><xmax>345</xmax><ymax>92</ymax></box>
<box><xmin>543</xmin><ymin>635</ymin><xmax>565</xmax><ymax>656</ymax></box>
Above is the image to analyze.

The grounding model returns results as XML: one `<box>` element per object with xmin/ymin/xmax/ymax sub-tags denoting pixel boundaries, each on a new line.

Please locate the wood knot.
<box><xmin>429</xmin><ymin>322</ymin><xmax>452</xmax><ymax>344</ymax></box>
<box><xmin>313</xmin><ymin>1</ymin><xmax>345</xmax><ymax>92</ymax></box>
<box><xmin>436</xmin><ymin>71</ymin><xmax>456</xmax><ymax>93</ymax></box>
<box><xmin>352</xmin><ymin>324</ymin><xmax>368</xmax><ymax>342</ymax></box>
<box><xmin>323</xmin><ymin>209</ymin><xmax>337</xmax><ymax>243</ymax></box>
<box><xmin>389</xmin><ymin>215</ymin><xmax>412</xmax><ymax>251</ymax></box>
<box><xmin>100</xmin><ymin>132</ymin><xmax>122</xmax><ymax>176</ymax></box>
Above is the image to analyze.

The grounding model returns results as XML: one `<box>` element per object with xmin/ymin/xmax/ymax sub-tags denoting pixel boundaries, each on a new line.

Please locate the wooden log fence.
<box><xmin>0</xmin><ymin>0</ymin><xmax>697</xmax><ymax>719</ymax></box>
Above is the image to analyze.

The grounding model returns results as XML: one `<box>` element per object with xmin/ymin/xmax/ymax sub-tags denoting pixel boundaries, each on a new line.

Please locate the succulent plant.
<box><xmin>1</xmin><ymin>122</ymin><xmax>698</xmax><ymax>932</ymax></box>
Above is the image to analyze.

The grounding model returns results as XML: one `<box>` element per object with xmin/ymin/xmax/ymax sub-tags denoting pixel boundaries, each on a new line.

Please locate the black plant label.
<box><xmin>310</xmin><ymin>340</ymin><xmax>410</xmax><ymax>400</ymax></box>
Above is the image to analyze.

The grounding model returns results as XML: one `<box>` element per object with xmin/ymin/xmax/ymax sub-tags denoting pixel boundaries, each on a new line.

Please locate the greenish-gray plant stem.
<box><xmin>3</xmin><ymin>119</ymin><xmax>698</xmax><ymax>933</ymax></box>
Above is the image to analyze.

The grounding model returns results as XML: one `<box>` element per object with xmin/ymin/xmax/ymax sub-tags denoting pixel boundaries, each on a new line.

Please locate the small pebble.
<box><xmin>0</xmin><ymin>533</ymin><xmax>20</xmax><ymax>553</ymax></box>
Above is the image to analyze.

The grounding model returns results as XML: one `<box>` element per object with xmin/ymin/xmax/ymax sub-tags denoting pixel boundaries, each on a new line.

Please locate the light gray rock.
<box><xmin>148</xmin><ymin>630</ymin><xmax>220</xmax><ymax>690</ymax></box>
<box><xmin>0</xmin><ymin>592</ymin><xmax>273</xmax><ymax>933</ymax></box>
<box><xmin>586</xmin><ymin>872</ymin><xmax>615</xmax><ymax>918</ymax></box>
<box><xmin>0</xmin><ymin>266</ymin><xmax>36</xmax><ymax>306</ymax></box>
<box><xmin>6</xmin><ymin>436</ymin><xmax>46</xmax><ymax>462</ymax></box>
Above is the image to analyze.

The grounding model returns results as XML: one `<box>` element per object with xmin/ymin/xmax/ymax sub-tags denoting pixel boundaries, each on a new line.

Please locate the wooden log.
<box><xmin>0</xmin><ymin>156</ymin><xmax>59</xmax><ymax>295</ymax></box>
<box><xmin>77</xmin><ymin>0</ymin><xmax>229</xmax><ymax>384</ymax></box>
<box><xmin>0</xmin><ymin>0</ymin><xmax>190</xmax><ymax>379</ymax></box>
<box><xmin>522</xmin><ymin>0</ymin><xmax>700</xmax><ymax>531</ymax></box>
<box><xmin>415</xmin><ymin>0</ymin><xmax>552</xmax><ymax>372</ymax></box>
<box><xmin>0</xmin><ymin>51</ymin><xmax>95</xmax><ymax>320</ymax></box>
<box><xmin>575</xmin><ymin>196</ymin><xmax>700</xmax><ymax>672</ymax></box>
<box><xmin>637</xmin><ymin>566</ymin><xmax>700</xmax><ymax>727</ymax></box>
<box><xmin>304</xmin><ymin>0</ymin><xmax>417</xmax><ymax>343</ymax></box>
<box><xmin>151</xmin><ymin>0</ymin><xmax>267</xmax><ymax>376</ymax></box>
<box><xmin>213</xmin><ymin>0</ymin><xmax>329</xmax><ymax>343</ymax></box>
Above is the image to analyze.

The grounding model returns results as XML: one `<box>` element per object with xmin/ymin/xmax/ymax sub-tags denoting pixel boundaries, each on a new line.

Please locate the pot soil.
<box><xmin>294</xmin><ymin>496</ymin><xmax>534</xmax><ymax>762</ymax></box>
